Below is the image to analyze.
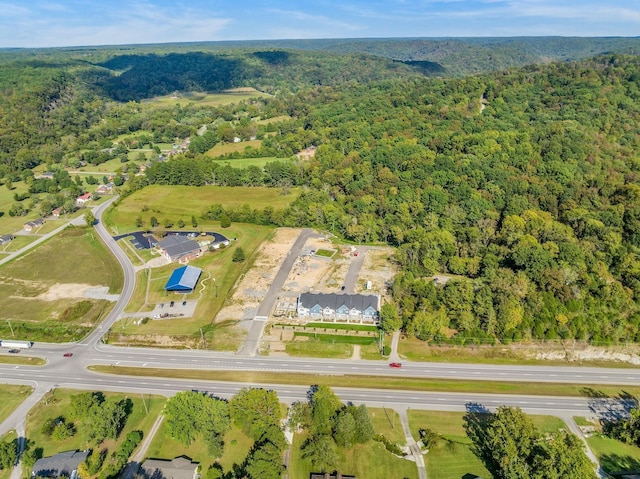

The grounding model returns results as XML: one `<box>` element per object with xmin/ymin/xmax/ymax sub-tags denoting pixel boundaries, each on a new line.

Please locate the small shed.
<box><xmin>164</xmin><ymin>265</ymin><xmax>202</xmax><ymax>293</ymax></box>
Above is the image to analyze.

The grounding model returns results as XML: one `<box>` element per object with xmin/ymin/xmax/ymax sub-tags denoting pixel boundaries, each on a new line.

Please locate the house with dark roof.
<box><xmin>165</xmin><ymin>265</ymin><xmax>202</xmax><ymax>292</ymax></box>
<box><xmin>157</xmin><ymin>236</ymin><xmax>202</xmax><ymax>263</ymax></box>
<box><xmin>297</xmin><ymin>293</ymin><xmax>380</xmax><ymax>324</ymax></box>
<box><xmin>32</xmin><ymin>450</ymin><xmax>89</xmax><ymax>479</ymax></box>
<box><xmin>139</xmin><ymin>456</ymin><xmax>200</xmax><ymax>479</ymax></box>
<box><xmin>0</xmin><ymin>234</ymin><xmax>13</xmax><ymax>245</ymax></box>
<box><xmin>24</xmin><ymin>218</ymin><xmax>45</xmax><ymax>232</ymax></box>
<box><xmin>309</xmin><ymin>474</ymin><xmax>356</xmax><ymax>479</ymax></box>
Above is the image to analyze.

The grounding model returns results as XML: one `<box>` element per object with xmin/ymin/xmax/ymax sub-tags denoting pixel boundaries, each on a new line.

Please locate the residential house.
<box><xmin>297</xmin><ymin>293</ymin><xmax>380</xmax><ymax>324</ymax></box>
<box><xmin>32</xmin><ymin>450</ymin><xmax>89</xmax><ymax>479</ymax></box>
<box><xmin>309</xmin><ymin>474</ymin><xmax>356</xmax><ymax>479</ymax></box>
<box><xmin>139</xmin><ymin>456</ymin><xmax>200</xmax><ymax>479</ymax></box>
<box><xmin>0</xmin><ymin>234</ymin><xmax>13</xmax><ymax>245</ymax></box>
<box><xmin>51</xmin><ymin>207</ymin><xmax>62</xmax><ymax>218</ymax></box>
<box><xmin>157</xmin><ymin>235</ymin><xmax>202</xmax><ymax>263</ymax></box>
<box><xmin>24</xmin><ymin>218</ymin><xmax>45</xmax><ymax>232</ymax></box>
<box><xmin>95</xmin><ymin>182</ymin><xmax>115</xmax><ymax>195</ymax></box>
<box><xmin>36</xmin><ymin>172</ymin><xmax>55</xmax><ymax>180</ymax></box>
<box><xmin>76</xmin><ymin>192</ymin><xmax>92</xmax><ymax>206</ymax></box>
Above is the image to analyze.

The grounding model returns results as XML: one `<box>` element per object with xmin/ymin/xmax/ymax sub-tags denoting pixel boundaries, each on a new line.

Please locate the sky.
<box><xmin>0</xmin><ymin>0</ymin><xmax>638</xmax><ymax>49</ymax></box>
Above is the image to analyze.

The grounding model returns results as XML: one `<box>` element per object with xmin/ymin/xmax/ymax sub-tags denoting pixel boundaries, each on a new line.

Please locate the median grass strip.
<box><xmin>0</xmin><ymin>355</ymin><xmax>46</xmax><ymax>366</ymax></box>
<box><xmin>88</xmin><ymin>365</ymin><xmax>640</xmax><ymax>398</ymax></box>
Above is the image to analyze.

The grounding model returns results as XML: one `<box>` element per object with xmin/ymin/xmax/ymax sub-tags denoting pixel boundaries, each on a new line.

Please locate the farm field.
<box><xmin>0</xmin><ymin>227</ymin><xmax>122</xmax><ymax>342</ymax></box>
<box><xmin>25</xmin><ymin>388</ymin><xmax>164</xmax><ymax>458</ymax></box>
<box><xmin>212</xmin><ymin>157</ymin><xmax>288</xmax><ymax>169</ymax></box>
<box><xmin>140</xmin><ymin>88</ymin><xmax>271</xmax><ymax>107</ymax></box>
<box><xmin>103</xmin><ymin>185</ymin><xmax>299</xmax><ymax>234</ymax></box>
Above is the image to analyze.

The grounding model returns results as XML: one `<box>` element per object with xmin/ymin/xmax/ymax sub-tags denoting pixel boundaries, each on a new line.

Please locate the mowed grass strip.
<box><xmin>0</xmin><ymin>385</ymin><xmax>33</xmax><ymax>424</ymax></box>
<box><xmin>0</xmin><ymin>355</ymin><xmax>46</xmax><ymax>366</ymax></box>
<box><xmin>88</xmin><ymin>365</ymin><xmax>640</xmax><ymax>398</ymax></box>
<box><xmin>587</xmin><ymin>434</ymin><xmax>640</xmax><ymax>473</ymax></box>
<box><xmin>104</xmin><ymin>185</ymin><xmax>299</xmax><ymax>234</ymax></box>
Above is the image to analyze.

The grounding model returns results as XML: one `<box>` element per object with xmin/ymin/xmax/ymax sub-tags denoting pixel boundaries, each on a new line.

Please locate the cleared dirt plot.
<box><xmin>355</xmin><ymin>246</ymin><xmax>397</xmax><ymax>294</ymax></box>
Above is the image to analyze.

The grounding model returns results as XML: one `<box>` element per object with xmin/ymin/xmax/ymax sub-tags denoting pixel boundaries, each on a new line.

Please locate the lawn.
<box><xmin>0</xmin><ymin>235</ymin><xmax>37</xmax><ymax>252</ymax></box>
<box><xmin>369</xmin><ymin>407</ymin><xmax>406</xmax><ymax>444</ymax></box>
<box><xmin>407</xmin><ymin>410</ymin><xmax>566</xmax><ymax>479</ymax></box>
<box><xmin>103</xmin><ymin>185</ymin><xmax>300</xmax><ymax>234</ymax></box>
<box><xmin>110</xmin><ymin>222</ymin><xmax>273</xmax><ymax>350</ymax></box>
<box><xmin>0</xmin><ymin>385</ymin><xmax>33</xmax><ymax>424</ymax></box>
<box><xmin>285</xmin><ymin>340</ymin><xmax>354</xmax><ymax>359</ymax></box>
<box><xmin>587</xmin><ymin>434</ymin><xmax>640</xmax><ymax>473</ymax></box>
<box><xmin>146</xmin><ymin>421</ymin><xmax>253</xmax><ymax>475</ymax></box>
<box><xmin>289</xmin><ymin>431</ymin><xmax>418</xmax><ymax>479</ymax></box>
<box><xmin>0</xmin><ymin>227</ymin><xmax>123</xmax><ymax>342</ymax></box>
<box><xmin>25</xmin><ymin>389</ymin><xmax>165</xmax><ymax>458</ymax></box>
<box><xmin>0</xmin><ymin>355</ymin><xmax>46</xmax><ymax>366</ymax></box>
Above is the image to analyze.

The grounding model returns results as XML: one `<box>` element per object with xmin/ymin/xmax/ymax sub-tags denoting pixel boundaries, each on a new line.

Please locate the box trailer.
<box><xmin>0</xmin><ymin>340</ymin><xmax>33</xmax><ymax>349</ymax></box>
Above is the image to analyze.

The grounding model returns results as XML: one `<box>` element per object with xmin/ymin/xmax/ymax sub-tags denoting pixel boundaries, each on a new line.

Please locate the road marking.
<box><xmin>254</xmin><ymin>316</ymin><xmax>268</xmax><ymax>321</ymax></box>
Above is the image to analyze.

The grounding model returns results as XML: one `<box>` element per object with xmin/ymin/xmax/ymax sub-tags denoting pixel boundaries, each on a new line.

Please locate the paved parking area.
<box><xmin>151</xmin><ymin>299</ymin><xmax>197</xmax><ymax>319</ymax></box>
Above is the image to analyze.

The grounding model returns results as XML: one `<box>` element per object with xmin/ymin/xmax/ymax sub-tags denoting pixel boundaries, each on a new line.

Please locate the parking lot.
<box><xmin>151</xmin><ymin>299</ymin><xmax>197</xmax><ymax>319</ymax></box>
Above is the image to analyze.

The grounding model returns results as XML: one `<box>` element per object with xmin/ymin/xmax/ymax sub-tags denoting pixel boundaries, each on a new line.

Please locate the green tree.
<box><xmin>206</xmin><ymin>463</ymin><xmax>224</xmax><ymax>479</ymax></box>
<box><xmin>0</xmin><ymin>440</ymin><xmax>17</xmax><ymax>470</ymax></box>
<box><xmin>84</xmin><ymin>210</ymin><xmax>95</xmax><ymax>227</ymax></box>
<box><xmin>301</xmin><ymin>434</ymin><xmax>337</xmax><ymax>473</ymax></box>
<box><xmin>352</xmin><ymin>404</ymin><xmax>375</xmax><ymax>443</ymax></box>
<box><xmin>220</xmin><ymin>214</ymin><xmax>231</xmax><ymax>228</ymax></box>
<box><xmin>150</xmin><ymin>216</ymin><xmax>159</xmax><ymax>227</ymax></box>
<box><xmin>333</xmin><ymin>409</ymin><xmax>356</xmax><ymax>447</ymax></box>
<box><xmin>70</xmin><ymin>391</ymin><xmax>102</xmax><ymax>419</ymax></box>
<box><xmin>245</xmin><ymin>441</ymin><xmax>285</xmax><ymax>479</ymax></box>
<box><xmin>531</xmin><ymin>432</ymin><xmax>596</xmax><ymax>479</ymax></box>
<box><xmin>380</xmin><ymin>303</ymin><xmax>402</xmax><ymax>333</ymax></box>
<box><xmin>191</xmin><ymin>215</ymin><xmax>198</xmax><ymax>228</ymax></box>
<box><xmin>232</xmin><ymin>247</ymin><xmax>246</xmax><ymax>263</ymax></box>
<box><xmin>230</xmin><ymin>388</ymin><xmax>281</xmax><ymax>440</ymax></box>
<box><xmin>177</xmin><ymin>219</ymin><xmax>185</xmax><ymax>228</ymax></box>
<box><xmin>310</xmin><ymin>385</ymin><xmax>342</xmax><ymax>436</ymax></box>
<box><xmin>135</xmin><ymin>216</ymin><xmax>143</xmax><ymax>228</ymax></box>
<box><xmin>88</xmin><ymin>399</ymin><xmax>128</xmax><ymax>443</ymax></box>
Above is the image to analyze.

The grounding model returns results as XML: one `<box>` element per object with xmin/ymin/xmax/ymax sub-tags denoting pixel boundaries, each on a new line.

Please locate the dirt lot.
<box><xmin>216</xmin><ymin>228</ymin><xmax>398</xmax><ymax>325</ymax></box>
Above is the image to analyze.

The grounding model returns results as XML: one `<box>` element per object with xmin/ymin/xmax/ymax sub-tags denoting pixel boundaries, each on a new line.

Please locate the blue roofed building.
<box><xmin>164</xmin><ymin>265</ymin><xmax>202</xmax><ymax>293</ymax></box>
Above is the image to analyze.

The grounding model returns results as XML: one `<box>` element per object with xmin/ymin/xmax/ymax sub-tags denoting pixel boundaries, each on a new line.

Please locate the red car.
<box><xmin>63</xmin><ymin>352</ymin><xmax>73</xmax><ymax>357</ymax></box>
<box><xmin>389</xmin><ymin>362</ymin><xmax>402</xmax><ymax>368</ymax></box>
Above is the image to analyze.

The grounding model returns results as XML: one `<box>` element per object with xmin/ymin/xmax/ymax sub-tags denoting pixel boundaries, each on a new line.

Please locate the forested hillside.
<box><xmin>1</xmin><ymin>40</ymin><xmax>640</xmax><ymax>345</ymax></box>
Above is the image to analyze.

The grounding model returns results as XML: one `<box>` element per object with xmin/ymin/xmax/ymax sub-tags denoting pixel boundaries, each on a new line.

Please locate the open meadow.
<box><xmin>0</xmin><ymin>385</ymin><xmax>33</xmax><ymax>424</ymax></box>
<box><xmin>0</xmin><ymin>227</ymin><xmax>122</xmax><ymax>342</ymax></box>
<box><xmin>587</xmin><ymin>433</ymin><xmax>640</xmax><ymax>473</ymax></box>
<box><xmin>206</xmin><ymin>139</ymin><xmax>264</xmax><ymax>157</ymax></box>
<box><xmin>140</xmin><ymin>88</ymin><xmax>271</xmax><ymax>107</ymax></box>
<box><xmin>103</xmin><ymin>185</ymin><xmax>299</xmax><ymax>234</ymax></box>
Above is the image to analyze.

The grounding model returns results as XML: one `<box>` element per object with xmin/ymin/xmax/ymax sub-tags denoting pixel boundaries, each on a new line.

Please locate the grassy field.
<box><xmin>369</xmin><ymin>407</ymin><xmax>406</xmax><ymax>444</ymax></box>
<box><xmin>0</xmin><ymin>227</ymin><xmax>122</xmax><ymax>342</ymax></box>
<box><xmin>255</xmin><ymin>115</ymin><xmax>291</xmax><ymax>124</ymax></box>
<box><xmin>111</xmin><ymin>223</ymin><xmax>273</xmax><ymax>350</ymax></box>
<box><xmin>103</xmin><ymin>185</ymin><xmax>299</xmax><ymax>234</ymax></box>
<box><xmin>0</xmin><ymin>385</ymin><xmax>33</xmax><ymax>424</ymax></box>
<box><xmin>146</xmin><ymin>421</ymin><xmax>253</xmax><ymax>474</ymax></box>
<box><xmin>206</xmin><ymin>140</ymin><xmax>264</xmax><ymax>156</ymax></box>
<box><xmin>0</xmin><ymin>235</ymin><xmax>37</xmax><ymax>252</ymax></box>
<box><xmin>141</xmin><ymin>89</ymin><xmax>271</xmax><ymax>108</ymax></box>
<box><xmin>212</xmin><ymin>157</ymin><xmax>287</xmax><ymax>169</ymax></box>
<box><xmin>25</xmin><ymin>389</ymin><xmax>164</xmax><ymax>459</ymax></box>
<box><xmin>588</xmin><ymin>434</ymin><xmax>640</xmax><ymax>473</ymax></box>
<box><xmin>289</xmin><ymin>431</ymin><xmax>418</xmax><ymax>479</ymax></box>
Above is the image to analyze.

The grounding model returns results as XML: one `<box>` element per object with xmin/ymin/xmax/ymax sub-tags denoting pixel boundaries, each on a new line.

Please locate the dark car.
<box><xmin>7</xmin><ymin>349</ymin><xmax>19</xmax><ymax>354</ymax></box>
<box><xmin>63</xmin><ymin>352</ymin><xmax>73</xmax><ymax>357</ymax></box>
<box><xmin>389</xmin><ymin>362</ymin><xmax>402</xmax><ymax>368</ymax></box>
<box><xmin>170</xmin><ymin>301</ymin><xmax>175</xmax><ymax>307</ymax></box>
<box><xmin>182</xmin><ymin>300</ymin><xmax>187</xmax><ymax>306</ymax></box>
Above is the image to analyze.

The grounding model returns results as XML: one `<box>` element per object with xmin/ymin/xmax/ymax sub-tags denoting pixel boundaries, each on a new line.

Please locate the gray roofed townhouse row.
<box><xmin>0</xmin><ymin>234</ymin><xmax>13</xmax><ymax>245</ymax></box>
<box><xmin>297</xmin><ymin>292</ymin><xmax>380</xmax><ymax>324</ymax></box>
<box><xmin>157</xmin><ymin>236</ymin><xmax>202</xmax><ymax>263</ymax></box>
<box><xmin>139</xmin><ymin>456</ymin><xmax>200</xmax><ymax>479</ymax></box>
<box><xmin>32</xmin><ymin>450</ymin><xmax>89</xmax><ymax>479</ymax></box>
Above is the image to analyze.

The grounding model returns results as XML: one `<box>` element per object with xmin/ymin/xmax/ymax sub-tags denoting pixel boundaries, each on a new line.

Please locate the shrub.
<box><xmin>373</xmin><ymin>434</ymin><xmax>405</xmax><ymax>456</ymax></box>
